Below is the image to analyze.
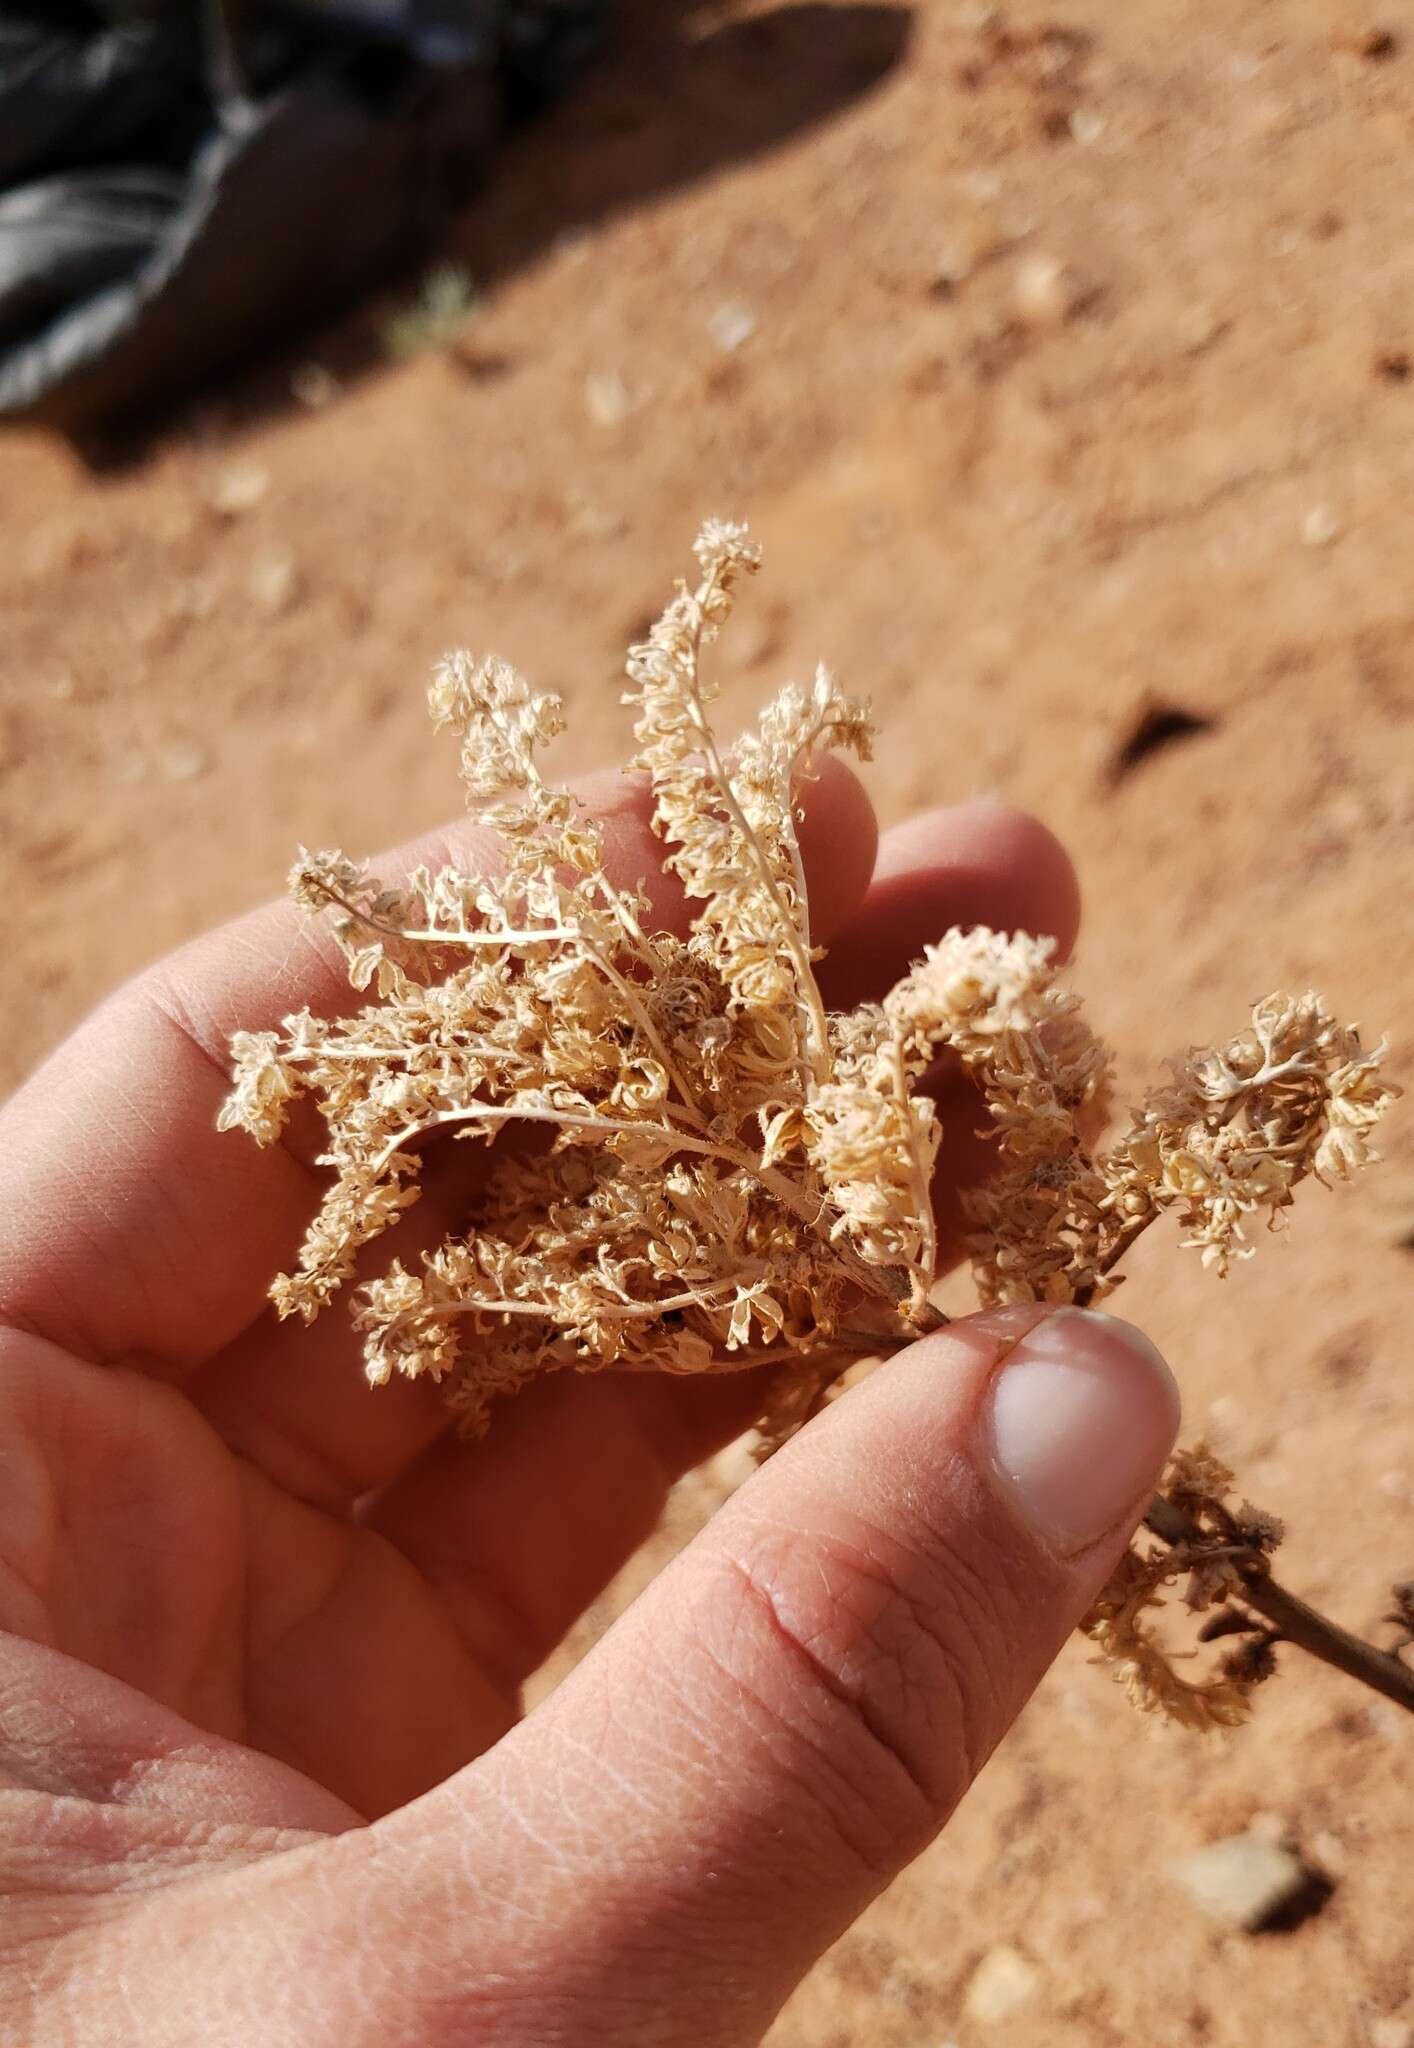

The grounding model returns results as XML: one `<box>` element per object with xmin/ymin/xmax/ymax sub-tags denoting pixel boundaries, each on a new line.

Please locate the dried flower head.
<box><xmin>1082</xmin><ymin>1446</ymin><xmax>1291</xmax><ymax>1732</ymax></box>
<box><xmin>220</xmin><ymin>523</ymin><xmax>1398</xmax><ymax>1722</ymax></box>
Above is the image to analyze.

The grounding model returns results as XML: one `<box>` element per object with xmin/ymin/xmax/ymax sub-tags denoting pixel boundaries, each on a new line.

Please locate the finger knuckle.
<box><xmin>708</xmin><ymin>1511</ymin><xmax>1022</xmax><ymax>1881</ymax></box>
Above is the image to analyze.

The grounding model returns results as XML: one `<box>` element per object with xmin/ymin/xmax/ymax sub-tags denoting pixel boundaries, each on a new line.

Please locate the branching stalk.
<box><xmin>1144</xmin><ymin>1497</ymin><xmax>1414</xmax><ymax>1716</ymax></box>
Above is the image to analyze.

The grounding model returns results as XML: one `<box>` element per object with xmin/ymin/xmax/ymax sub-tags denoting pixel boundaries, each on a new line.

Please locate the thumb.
<box><xmin>340</xmin><ymin>1304</ymin><xmax>1180</xmax><ymax>2046</ymax></box>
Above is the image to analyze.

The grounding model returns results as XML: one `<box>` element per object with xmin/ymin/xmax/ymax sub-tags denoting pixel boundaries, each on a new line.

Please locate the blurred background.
<box><xmin>1</xmin><ymin>3</ymin><xmax>1411</xmax><ymax>2041</ymax></box>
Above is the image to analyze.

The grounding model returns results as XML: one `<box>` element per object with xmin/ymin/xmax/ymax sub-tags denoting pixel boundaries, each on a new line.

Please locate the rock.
<box><xmin>1169</xmin><ymin>1834</ymin><xmax>1314</xmax><ymax>1930</ymax></box>
<box><xmin>1301</xmin><ymin>503</ymin><xmax>1341</xmax><ymax>548</ymax></box>
<box><xmin>247</xmin><ymin>551</ymin><xmax>299</xmax><ymax>618</ymax></box>
<box><xmin>962</xmin><ymin>1945</ymin><xmax>1043</xmax><ymax>2023</ymax></box>
<box><xmin>1370</xmin><ymin>2018</ymin><xmax>1413</xmax><ymax>2048</ymax></box>
<box><xmin>290</xmin><ymin>362</ymin><xmax>338</xmax><ymax>410</ymax></box>
<box><xmin>707</xmin><ymin>299</ymin><xmax>757</xmax><ymax>352</ymax></box>
<box><xmin>206</xmin><ymin>463</ymin><xmax>270</xmax><ymax>518</ymax></box>
<box><xmin>1012</xmin><ymin>251</ymin><xmax>1092</xmax><ymax>325</ymax></box>
<box><xmin>159</xmin><ymin>742</ymin><xmax>211</xmax><ymax>784</ymax></box>
<box><xmin>585</xmin><ymin>370</ymin><xmax>632</xmax><ymax>426</ymax></box>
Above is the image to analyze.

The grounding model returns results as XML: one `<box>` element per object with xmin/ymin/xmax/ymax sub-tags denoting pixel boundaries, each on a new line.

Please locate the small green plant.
<box><xmin>381</xmin><ymin>262</ymin><xmax>481</xmax><ymax>361</ymax></box>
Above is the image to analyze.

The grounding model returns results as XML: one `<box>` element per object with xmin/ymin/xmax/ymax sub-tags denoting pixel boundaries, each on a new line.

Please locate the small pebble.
<box><xmin>1069</xmin><ymin>108</ymin><xmax>1106</xmax><ymax>145</ymax></box>
<box><xmin>585</xmin><ymin>370</ymin><xmax>633</xmax><ymax>427</ymax></box>
<box><xmin>1177</xmin><ymin>304</ymin><xmax>1226</xmax><ymax>354</ymax></box>
<box><xmin>247</xmin><ymin>551</ymin><xmax>299</xmax><ymax>619</ymax></box>
<box><xmin>1369</xmin><ymin>1701</ymin><xmax>1408</xmax><ymax>1740</ymax></box>
<box><xmin>1370</xmin><ymin>2020</ymin><xmax>1413</xmax><ymax>2048</ymax></box>
<box><xmin>159</xmin><ymin>742</ymin><xmax>211</xmax><ymax>783</ymax></box>
<box><xmin>1302</xmin><ymin>503</ymin><xmax>1341</xmax><ymax>547</ymax></box>
<box><xmin>1169</xmin><ymin>1834</ymin><xmax>1314</xmax><ymax>1930</ymax></box>
<box><xmin>562</xmin><ymin>488</ymin><xmax>627</xmax><ymax>542</ymax></box>
<box><xmin>291</xmin><ymin>361</ymin><xmax>338</xmax><ymax>410</ymax></box>
<box><xmin>932</xmin><ymin>243</ymin><xmax>974</xmax><ymax>292</ymax></box>
<box><xmin>708</xmin><ymin>300</ymin><xmax>757</xmax><ymax>352</ymax></box>
<box><xmin>962</xmin><ymin>1945</ymin><xmax>1044</xmax><ymax>2023</ymax></box>
<box><xmin>207</xmin><ymin>464</ymin><xmax>269</xmax><ymax>518</ymax></box>
<box><xmin>962</xmin><ymin>167</ymin><xmax>1004</xmax><ymax>202</ymax></box>
<box><xmin>1012</xmin><ymin>252</ymin><xmax>1089</xmax><ymax>324</ymax></box>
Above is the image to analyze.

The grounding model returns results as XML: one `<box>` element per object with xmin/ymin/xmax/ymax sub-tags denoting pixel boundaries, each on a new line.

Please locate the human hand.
<box><xmin>0</xmin><ymin>761</ymin><xmax>1178</xmax><ymax>2046</ymax></box>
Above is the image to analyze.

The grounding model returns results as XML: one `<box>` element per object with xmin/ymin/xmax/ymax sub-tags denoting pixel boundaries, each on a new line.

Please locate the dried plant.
<box><xmin>220</xmin><ymin>522</ymin><xmax>1408</xmax><ymax>1726</ymax></box>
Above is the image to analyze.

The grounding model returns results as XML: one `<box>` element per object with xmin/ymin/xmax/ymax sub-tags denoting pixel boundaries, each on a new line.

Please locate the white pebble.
<box><xmin>1302</xmin><ymin>504</ymin><xmax>1341</xmax><ymax>548</ymax></box>
<box><xmin>1012</xmin><ymin>252</ymin><xmax>1088</xmax><ymax>325</ymax></box>
<box><xmin>708</xmin><ymin>300</ymin><xmax>757</xmax><ymax>352</ymax></box>
<box><xmin>207</xmin><ymin>463</ymin><xmax>269</xmax><ymax>517</ymax></box>
<box><xmin>963</xmin><ymin>1946</ymin><xmax>1044</xmax><ymax>2023</ymax></box>
<box><xmin>291</xmin><ymin>362</ymin><xmax>338</xmax><ymax>410</ymax></box>
<box><xmin>585</xmin><ymin>370</ymin><xmax>633</xmax><ymax>426</ymax></box>
<box><xmin>247</xmin><ymin>551</ymin><xmax>299</xmax><ymax>618</ymax></box>
<box><xmin>1169</xmin><ymin>1835</ymin><xmax>1312</xmax><ymax>1930</ymax></box>
<box><xmin>159</xmin><ymin>742</ymin><xmax>211</xmax><ymax>783</ymax></box>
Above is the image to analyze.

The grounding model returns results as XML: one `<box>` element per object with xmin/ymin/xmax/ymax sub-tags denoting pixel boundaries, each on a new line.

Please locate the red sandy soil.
<box><xmin>1</xmin><ymin>3</ymin><xmax>1411</xmax><ymax>2042</ymax></box>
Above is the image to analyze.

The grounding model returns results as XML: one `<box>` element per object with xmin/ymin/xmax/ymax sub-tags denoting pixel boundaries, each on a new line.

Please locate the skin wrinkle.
<box><xmin>529</xmin><ymin>1566</ymin><xmax>924</xmax><ymax>1903</ymax></box>
<box><xmin>724</xmin><ymin>1500</ymin><xmax>995</xmax><ymax>1816</ymax></box>
<box><xmin>422</xmin><ymin>1714</ymin><xmax>818</xmax><ymax>2042</ymax></box>
<box><xmin>543</xmin><ymin>1721</ymin><xmax>661</xmax><ymax>1831</ymax></box>
<box><xmin>712</xmin><ymin>1556</ymin><xmax>943</xmax><ymax>1878</ymax></box>
<box><xmin>233</xmin><ymin>1392</ymin><xmax>378</xmax><ymax>1521</ymax></box>
<box><xmin>143</xmin><ymin>984</ymin><xmax>324</xmax><ymax>1206</ymax></box>
<box><xmin>711</xmin><ymin>1391</ymin><xmax>1018</xmax><ymax>1788</ymax></box>
<box><xmin>0</xmin><ymin>1448</ymin><xmax>59</xmax><ymax>1651</ymax></box>
<box><xmin>380</xmin><ymin>1527</ymin><xmax>539</xmax><ymax>1710</ymax></box>
<box><xmin>490</xmin><ymin>1646</ymin><xmax>761</xmax><ymax>1906</ymax></box>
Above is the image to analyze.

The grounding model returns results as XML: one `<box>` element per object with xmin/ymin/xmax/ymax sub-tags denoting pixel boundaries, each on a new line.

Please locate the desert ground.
<box><xmin>1</xmin><ymin>2</ymin><xmax>1411</xmax><ymax>2042</ymax></box>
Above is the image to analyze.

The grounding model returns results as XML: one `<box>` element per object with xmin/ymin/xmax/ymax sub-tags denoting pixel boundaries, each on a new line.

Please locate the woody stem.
<box><xmin>1143</xmin><ymin>1497</ymin><xmax>1414</xmax><ymax>1716</ymax></box>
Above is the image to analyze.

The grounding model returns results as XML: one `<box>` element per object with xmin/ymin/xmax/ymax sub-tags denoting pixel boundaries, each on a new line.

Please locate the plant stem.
<box><xmin>1073</xmin><ymin>1209</ymin><xmax>1158</xmax><ymax>1304</ymax></box>
<box><xmin>1144</xmin><ymin>1496</ymin><xmax>1414</xmax><ymax>1716</ymax></box>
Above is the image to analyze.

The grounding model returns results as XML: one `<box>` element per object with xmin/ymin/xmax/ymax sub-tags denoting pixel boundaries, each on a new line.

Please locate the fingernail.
<box><xmin>984</xmin><ymin>1308</ymin><xmax>1180</xmax><ymax>1556</ymax></box>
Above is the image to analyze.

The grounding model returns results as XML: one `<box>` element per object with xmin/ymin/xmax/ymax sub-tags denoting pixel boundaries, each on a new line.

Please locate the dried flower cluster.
<box><xmin>1083</xmin><ymin>1446</ymin><xmax>1287</xmax><ymax>1732</ymax></box>
<box><xmin>220</xmin><ymin>523</ymin><xmax>1400</xmax><ymax>1725</ymax></box>
<box><xmin>968</xmin><ymin>987</ymin><xmax>1392</xmax><ymax>1309</ymax></box>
